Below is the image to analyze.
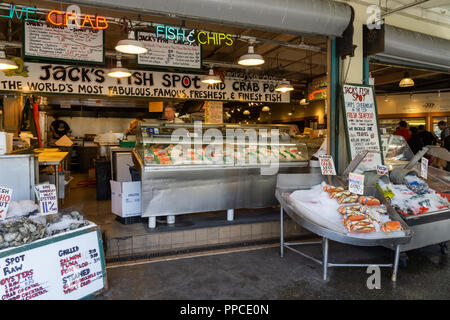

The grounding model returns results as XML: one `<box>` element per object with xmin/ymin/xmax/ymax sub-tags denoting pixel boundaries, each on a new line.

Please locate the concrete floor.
<box><xmin>94</xmin><ymin>241</ymin><xmax>450</xmax><ymax>300</ymax></box>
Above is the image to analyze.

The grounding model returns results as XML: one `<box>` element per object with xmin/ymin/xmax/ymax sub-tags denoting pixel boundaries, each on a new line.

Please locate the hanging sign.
<box><xmin>348</xmin><ymin>172</ymin><xmax>365</xmax><ymax>195</ymax></box>
<box><xmin>0</xmin><ymin>62</ymin><xmax>289</xmax><ymax>103</ymax></box>
<box><xmin>342</xmin><ymin>84</ymin><xmax>383</xmax><ymax>171</ymax></box>
<box><xmin>0</xmin><ymin>187</ymin><xmax>13</xmax><ymax>220</ymax></box>
<box><xmin>421</xmin><ymin>157</ymin><xmax>428</xmax><ymax>180</ymax></box>
<box><xmin>137</xmin><ymin>31</ymin><xmax>201</xmax><ymax>69</ymax></box>
<box><xmin>0</xmin><ymin>227</ymin><xmax>105</xmax><ymax>300</ymax></box>
<box><xmin>319</xmin><ymin>155</ymin><xmax>336</xmax><ymax>175</ymax></box>
<box><xmin>23</xmin><ymin>21</ymin><xmax>104</xmax><ymax>64</ymax></box>
<box><xmin>35</xmin><ymin>184</ymin><xmax>58</xmax><ymax>215</ymax></box>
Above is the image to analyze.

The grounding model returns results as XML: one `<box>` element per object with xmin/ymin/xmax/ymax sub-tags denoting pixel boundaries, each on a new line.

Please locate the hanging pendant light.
<box><xmin>399</xmin><ymin>72</ymin><xmax>414</xmax><ymax>87</ymax></box>
<box><xmin>201</xmin><ymin>68</ymin><xmax>222</xmax><ymax>84</ymax></box>
<box><xmin>0</xmin><ymin>50</ymin><xmax>18</xmax><ymax>70</ymax></box>
<box><xmin>238</xmin><ymin>39</ymin><xmax>264</xmax><ymax>66</ymax></box>
<box><xmin>262</xmin><ymin>106</ymin><xmax>270</xmax><ymax>112</ymax></box>
<box><xmin>275</xmin><ymin>79</ymin><xmax>294</xmax><ymax>93</ymax></box>
<box><xmin>243</xmin><ymin>110</ymin><xmax>250</xmax><ymax>115</ymax></box>
<box><xmin>107</xmin><ymin>57</ymin><xmax>131</xmax><ymax>78</ymax></box>
<box><xmin>115</xmin><ymin>30</ymin><xmax>148</xmax><ymax>55</ymax></box>
<box><xmin>300</xmin><ymin>98</ymin><xmax>309</xmax><ymax>105</ymax></box>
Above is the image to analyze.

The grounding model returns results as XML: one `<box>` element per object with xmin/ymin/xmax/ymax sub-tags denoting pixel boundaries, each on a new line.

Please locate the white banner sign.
<box><xmin>0</xmin><ymin>187</ymin><xmax>13</xmax><ymax>220</ymax></box>
<box><xmin>342</xmin><ymin>84</ymin><xmax>382</xmax><ymax>171</ymax></box>
<box><xmin>35</xmin><ymin>184</ymin><xmax>58</xmax><ymax>215</ymax></box>
<box><xmin>0</xmin><ymin>228</ymin><xmax>104</xmax><ymax>300</ymax></box>
<box><xmin>137</xmin><ymin>31</ymin><xmax>201</xmax><ymax>69</ymax></box>
<box><xmin>0</xmin><ymin>61</ymin><xmax>289</xmax><ymax>103</ymax></box>
<box><xmin>24</xmin><ymin>21</ymin><xmax>104</xmax><ymax>64</ymax></box>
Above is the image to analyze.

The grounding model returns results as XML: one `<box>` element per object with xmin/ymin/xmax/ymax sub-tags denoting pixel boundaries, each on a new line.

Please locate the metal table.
<box><xmin>275</xmin><ymin>173</ymin><xmax>412</xmax><ymax>282</ymax></box>
<box><xmin>37</xmin><ymin>151</ymin><xmax>68</xmax><ymax>206</ymax></box>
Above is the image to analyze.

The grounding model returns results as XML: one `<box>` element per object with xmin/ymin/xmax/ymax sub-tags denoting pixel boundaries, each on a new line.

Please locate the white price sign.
<box><xmin>0</xmin><ymin>187</ymin><xmax>13</xmax><ymax>220</ymax></box>
<box><xmin>421</xmin><ymin>157</ymin><xmax>428</xmax><ymax>180</ymax></box>
<box><xmin>319</xmin><ymin>155</ymin><xmax>336</xmax><ymax>175</ymax></box>
<box><xmin>35</xmin><ymin>184</ymin><xmax>58</xmax><ymax>215</ymax></box>
<box><xmin>376</xmin><ymin>165</ymin><xmax>389</xmax><ymax>176</ymax></box>
<box><xmin>348</xmin><ymin>172</ymin><xmax>365</xmax><ymax>195</ymax></box>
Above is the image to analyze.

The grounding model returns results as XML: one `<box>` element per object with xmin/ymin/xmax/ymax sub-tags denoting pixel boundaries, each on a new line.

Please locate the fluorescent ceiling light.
<box><xmin>201</xmin><ymin>68</ymin><xmax>222</xmax><ymax>84</ymax></box>
<box><xmin>275</xmin><ymin>79</ymin><xmax>294</xmax><ymax>93</ymax></box>
<box><xmin>115</xmin><ymin>31</ymin><xmax>148</xmax><ymax>55</ymax></box>
<box><xmin>0</xmin><ymin>50</ymin><xmax>18</xmax><ymax>70</ymax></box>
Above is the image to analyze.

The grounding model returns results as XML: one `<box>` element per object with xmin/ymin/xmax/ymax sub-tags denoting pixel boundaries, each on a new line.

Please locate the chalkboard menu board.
<box><xmin>23</xmin><ymin>21</ymin><xmax>104</xmax><ymax>64</ymax></box>
<box><xmin>137</xmin><ymin>31</ymin><xmax>201</xmax><ymax>69</ymax></box>
<box><xmin>342</xmin><ymin>84</ymin><xmax>383</xmax><ymax>171</ymax></box>
<box><xmin>0</xmin><ymin>225</ymin><xmax>106</xmax><ymax>300</ymax></box>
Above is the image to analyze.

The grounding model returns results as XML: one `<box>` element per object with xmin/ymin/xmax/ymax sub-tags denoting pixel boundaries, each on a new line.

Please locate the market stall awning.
<box><xmin>59</xmin><ymin>0</ymin><xmax>352</xmax><ymax>37</ymax></box>
<box><xmin>369</xmin><ymin>25</ymin><xmax>450</xmax><ymax>72</ymax></box>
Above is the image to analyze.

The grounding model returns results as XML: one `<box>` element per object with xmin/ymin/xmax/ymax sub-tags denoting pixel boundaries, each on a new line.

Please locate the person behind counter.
<box><xmin>394</xmin><ymin>120</ymin><xmax>411</xmax><ymax>142</ymax></box>
<box><xmin>408</xmin><ymin>127</ymin><xmax>424</xmax><ymax>154</ymax></box>
<box><xmin>125</xmin><ymin>115</ymin><xmax>144</xmax><ymax>136</ymax></box>
<box><xmin>163</xmin><ymin>106</ymin><xmax>184</xmax><ymax>123</ymax></box>
<box><xmin>438</xmin><ymin>121</ymin><xmax>450</xmax><ymax>145</ymax></box>
<box><xmin>50</xmin><ymin>114</ymin><xmax>71</xmax><ymax>139</ymax></box>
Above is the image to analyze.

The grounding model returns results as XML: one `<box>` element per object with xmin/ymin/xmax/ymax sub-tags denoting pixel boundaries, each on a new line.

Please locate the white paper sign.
<box><xmin>342</xmin><ymin>84</ymin><xmax>382</xmax><ymax>171</ymax></box>
<box><xmin>35</xmin><ymin>184</ymin><xmax>58</xmax><ymax>215</ymax></box>
<box><xmin>137</xmin><ymin>31</ymin><xmax>201</xmax><ymax>69</ymax></box>
<box><xmin>0</xmin><ymin>62</ymin><xmax>289</xmax><ymax>103</ymax></box>
<box><xmin>0</xmin><ymin>187</ymin><xmax>13</xmax><ymax>220</ymax></box>
<box><xmin>24</xmin><ymin>21</ymin><xmax>104</xmax><ymax>64</ymax></box>
<box><xmin>349</xmin><ymin>172</ymin><xmax>365</xmax><ymax>195</ymax></box>
<box><xmin>421</xmin><ymin>157</ymin><xmax>428</xmax><ymax>180</ymax></box>
<box><xmin>0</xmin><ymin>228</ymin><xmax>104</xmax><ymax>300</ymax></box>
<box><xmin>376</xmin><ymin>165</ymin><xmax>389</xmax><ymax>176</ymax></box>
<box><xmin>319</xmin><ymin>155</ymin><xmax>336</xmax><ymax>175</ymax></box>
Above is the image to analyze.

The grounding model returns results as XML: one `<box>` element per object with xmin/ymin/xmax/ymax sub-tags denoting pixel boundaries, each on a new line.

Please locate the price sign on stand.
<box><xmin>319</xmin><ymin>155</ymin><xmax>336</xmax><ymax>175</ymax></box>
<box><xmin>35</xmin><ymin>184</ymin><xmax>58</xmax><ymax>215</ymax></box>
<box><xmin>349</xmin><ymin>172</ymin><xmax>365</xmax><ymax>195</ymax></box>
<box><xmin>376</xmin><ymin>165</ymin><xmax>389</xmax><ymax>176</ymax></box>
<box><xmin>0</xmin><ymin>187</ymin><xmax>13</xmax><ymax>220</ymax></box>
<box><xmin>421</xmin><ymin>157</ymin><xmax>428</xmax><ymax>180</ymax></box>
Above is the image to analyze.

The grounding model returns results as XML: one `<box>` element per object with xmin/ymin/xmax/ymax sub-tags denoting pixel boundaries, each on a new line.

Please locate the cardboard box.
<box><xmin>110</xmin><ymin>180</ymin><xmax>141</xmax><ymax>217</ymax></box>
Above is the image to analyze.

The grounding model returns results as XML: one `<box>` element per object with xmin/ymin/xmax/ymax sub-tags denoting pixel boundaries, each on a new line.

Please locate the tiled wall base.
<box><xmin>105</xmin><ymin>219</ymin><xmax>312</xmax><ymax>260</ymax></box>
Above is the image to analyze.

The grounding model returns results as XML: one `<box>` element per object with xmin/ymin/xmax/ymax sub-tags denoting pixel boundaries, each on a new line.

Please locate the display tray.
<box><xmin>276</xmin><ymin>188</ymin><xmax>411</xmax><ymax>247</ymax></box>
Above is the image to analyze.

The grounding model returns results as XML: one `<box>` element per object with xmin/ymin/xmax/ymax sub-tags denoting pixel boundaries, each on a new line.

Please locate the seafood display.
<box><xmin>144</xmin><ymin>144</ymin><xmax>307</xmax><ymax>165</ymax></box>
<box><xmin>322</xmin><ymin>185</ymin><xmax>398</xmax><ymax>234</ymax></box>
<box><xmin>381</xmin><ymin>221</ymin><xmax>404</xmax><ymax>233</ymax></box>
<box><xmin>0</xmin><ymin>218</ymin><xmax>46</xmax><ymax>249</ymax></box>
<box><xmin>378</xmin><ymin>177</ymin><xmax>450</xmax><ymax>216</ymax></box>
<box><xmin>0</xmin><ymin>211</ymin><xmax>91</xmax><ymax>250</ymax></box>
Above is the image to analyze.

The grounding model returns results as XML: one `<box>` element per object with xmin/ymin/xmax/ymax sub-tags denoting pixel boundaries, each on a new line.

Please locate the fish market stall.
<box><xmin>0</xmin><ymin>210</ymin><xmax>107</xmax><ymax>300</ymax></box>
<box><xmin>132</xmin><ymin>122</ymin><xmax>310</xmax><ymax>228</ymax></box>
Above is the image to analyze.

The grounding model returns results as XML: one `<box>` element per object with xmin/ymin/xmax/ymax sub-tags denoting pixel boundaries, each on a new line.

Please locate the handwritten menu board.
<box><xmin>24</xmin><ymin>21</ymin><xmax>104</xmax><ymax>64</ymax></box>
<box><xmin>342</xmin><ymin>84</ymin><xmax>382</xmax><ymax>171</ymax></box>
<box><xmin>137</xmin><ymin>31</ymin><xmax>201</xmax><ymax>69</ymax></box>
<box><xmin>0</xmin><ymin>227</ymin><xmax>105</xmax><ymax>300</ymax></box>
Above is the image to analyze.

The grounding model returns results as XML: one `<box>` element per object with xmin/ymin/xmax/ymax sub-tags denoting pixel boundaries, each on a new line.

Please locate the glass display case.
<box><xmin>380</xmin><ymin>134</ymin><xmax>414</xmax><ymax>170</ymax></box>
<box><xmin>132</xmin><ymin>123</ymin><xmax>311</xmax><ymax>227</ymax></box>
<box><xmin>135</xmin><ymin>123</ymin><xmax>309</xmax><ymax>168</ymax></box>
